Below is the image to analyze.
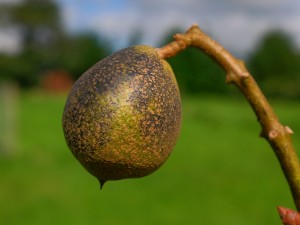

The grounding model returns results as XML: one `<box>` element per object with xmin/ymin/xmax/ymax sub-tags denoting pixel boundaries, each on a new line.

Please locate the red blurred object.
<box><xmin>41</xmin><ymin>70</ymin><xmax>74</xmax><ymax>93</ymax></box>
<box><xmin>278</xmin><ymin>206</ymin><xmax>300</xmax><ymax>225</ymax></box>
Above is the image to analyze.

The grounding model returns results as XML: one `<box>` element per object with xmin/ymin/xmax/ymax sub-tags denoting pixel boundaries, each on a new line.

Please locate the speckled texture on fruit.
<box><xmin>62</xmin><ymin>45</ymin><xmax>181</xmax><ymax>184</ymax></box>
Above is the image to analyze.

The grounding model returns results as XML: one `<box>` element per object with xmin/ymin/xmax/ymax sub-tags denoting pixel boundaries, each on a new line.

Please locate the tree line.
<box><xmin>1</xmin><ymin>0</ymin><xmax>300</xmax><ymax>99</ymax></box>
<box><xmin>0</xmin><ymin>0</ymin><xmax>109</xmax><ymax>88</ymax></box>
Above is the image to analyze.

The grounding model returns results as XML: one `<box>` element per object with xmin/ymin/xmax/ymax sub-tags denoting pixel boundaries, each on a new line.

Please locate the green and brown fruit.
<box><xmin>62</xmin><ymin>45</ymin><xmax>181</xmax><ymax>188</ymax></box>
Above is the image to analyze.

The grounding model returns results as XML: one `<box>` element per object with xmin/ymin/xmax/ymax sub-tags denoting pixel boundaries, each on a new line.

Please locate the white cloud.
<box><xmin>275</xmin><ymin>14</ymin><xmax>300</xmax><ymax>48</ymax></box>
<box><xmin>0</xmin><ymin>28</ymin><xmax>22</xmax><ymax>55</ymax></box>
<box><xmin>127</xmin><ymin>0</ymin><xmax>206</xmax><ymax>11</ymax></box>
<box><xmin>206</xmin><ymin>13</ymin><xmax>269</xmax><ymax>54</ymax></box>
<box><xmin>78</xmin><ymin>0</ymin><xmax>300</xmax><ymax>54</ymax></box>
<box><xmin>59</xmin><ymin>4</ymin><xmax>80</xmax><ymax>32</ymax></box>
<box><xmin>86</xmin><ymin>8</ymin><xmax>140</xmax><ymax>48</ymax></box>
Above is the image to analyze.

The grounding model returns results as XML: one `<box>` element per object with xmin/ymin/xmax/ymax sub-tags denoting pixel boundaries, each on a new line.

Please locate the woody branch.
<box><xmin>157</xmin><ymin>24</ymin><xmax>300</xmax><ymax>211</ymax></box>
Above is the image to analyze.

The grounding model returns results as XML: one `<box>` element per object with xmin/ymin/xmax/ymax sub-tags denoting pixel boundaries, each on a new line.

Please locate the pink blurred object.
<box><xmin>278</xmin><ymin>206</ymin><xmax>300</xmax><ymax>225</ymax></box>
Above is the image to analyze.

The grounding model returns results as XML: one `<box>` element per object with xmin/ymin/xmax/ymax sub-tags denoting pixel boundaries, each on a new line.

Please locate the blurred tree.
<box><xmin>0</xmin><ymin>0</ymin><xmax>63</xmax><ymax>86</ymax></box>
<box><xmin>248</xmin><ymin>30</ymin><xmax>300</xmax><ymax>98</ymax></box>
<box><xmin>58</xmin><ymin>33</ymin><xmax>110</xmax><ymax>79</ymax></box>
<box><xmin>0</xmin><ymin>0</ymin><xmax>110</xmax><ymax>88</ymax></box>
<box><xmin>12</xmin><ymin>0</ymin><xmax>63</xmax><ymax>46</ymax></box>
<box><xmin>160</xmin><ymin>28</ymin><xmax>230</xmax><ymax>95</ymax></box>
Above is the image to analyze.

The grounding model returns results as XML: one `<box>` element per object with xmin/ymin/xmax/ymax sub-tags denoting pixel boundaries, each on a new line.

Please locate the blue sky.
<box><xmin>1</xmin><ymin>0</ymin><xmax>300</xmax><ymax>55</ymax></box>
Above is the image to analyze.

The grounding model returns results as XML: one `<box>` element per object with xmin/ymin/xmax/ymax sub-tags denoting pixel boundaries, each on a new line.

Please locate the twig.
<box><xmin>157</xmin><ymin>24</ymin><xmax>300</xmax><ymax>211</ymax></box>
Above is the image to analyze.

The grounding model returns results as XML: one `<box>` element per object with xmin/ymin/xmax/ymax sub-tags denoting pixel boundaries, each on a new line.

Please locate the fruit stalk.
<box><xmin>158</xmin><ymin>24</ymin><xmax>300</xmax><ymax>212</ymax></box>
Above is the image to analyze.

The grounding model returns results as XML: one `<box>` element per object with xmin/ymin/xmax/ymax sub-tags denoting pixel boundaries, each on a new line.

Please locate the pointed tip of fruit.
<box><xmin>99</xmin><ymin>180</ymin><xmax>106</xmax><ymax>190</ymax></box>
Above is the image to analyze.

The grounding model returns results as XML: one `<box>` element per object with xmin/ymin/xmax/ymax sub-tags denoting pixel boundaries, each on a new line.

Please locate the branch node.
<box><xmin>240</xmin><ymin>72</ymin><xmax>250</xmax><ymax>78</ymax></box>
<box><xmin>174</xmin><ymin>33</ymin><xmax>192</xmax><ymax>45</ymax></box>
<box><xmin>268</xmin><ymin>130</ymin><xmax>278</xmax><ymax>140</ymax></box>
<box><xmin>285</xmin><ymin>126</ymin><xmax>294</xmax><ymax>135</ymax></box>
<box><xmin>191</xmin><ymin>23</ymin><xmax>199</xmax><ymax>28</ymax></box>
<box><xmin>225</xmin><ymin>72</ymin><xmax>235</xmax><ymax>84</ymax></box>
<box><xmin>237</xmin><ymin>60</ymin><xmax>250</xmax><ymax>78</ymax></box>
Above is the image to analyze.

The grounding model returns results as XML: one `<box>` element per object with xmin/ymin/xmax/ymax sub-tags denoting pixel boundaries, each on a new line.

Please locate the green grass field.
<box><xmin>1</xmin><ymin>92</ymin><xmax>300</xmax><ymax>225</ymax></box>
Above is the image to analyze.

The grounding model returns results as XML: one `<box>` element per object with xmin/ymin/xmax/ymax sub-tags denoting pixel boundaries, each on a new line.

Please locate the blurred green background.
<box><xmin>1</xmin><ymin>1</ymin><xmax>300</xmax><ymax>225</ymax></box>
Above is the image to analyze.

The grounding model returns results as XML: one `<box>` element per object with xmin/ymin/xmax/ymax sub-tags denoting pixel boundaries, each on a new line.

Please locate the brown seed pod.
<box><xmin>62</xmin><ymin>45</ymin><xmax>181</xmax><ymax>188</ymax></box>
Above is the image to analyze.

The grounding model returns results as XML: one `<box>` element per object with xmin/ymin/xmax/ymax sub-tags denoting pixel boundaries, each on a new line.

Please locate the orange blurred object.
<box><xmin>41</xmin><ymin>70</ymin><xmax>74</xmax><ymax>93</ymax></box>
